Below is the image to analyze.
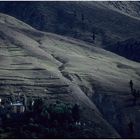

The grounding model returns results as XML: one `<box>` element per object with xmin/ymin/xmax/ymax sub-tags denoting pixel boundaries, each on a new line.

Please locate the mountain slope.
<box><xmin>0</xmin><ymin>12</ymin><xmax>119</xmax><ymax>139</ymax></box>
<box><xmin>100</xmin><ymin>1</ymin><xmax>140</xmax><ymax>20</ymax></box>
<box><xmin>0</xmin><ymin>13</ymin><xmax>140</xmax><ymax>138</ymax></box>
<box><xmin>0</xmin><ymin>1</ymin><xmax>140</xmax><ymax>47</ymax></box>
<box><xmin>106</xmin><ymin>38</ymin><xmax>140</xmax><ymax>62</ymax></box>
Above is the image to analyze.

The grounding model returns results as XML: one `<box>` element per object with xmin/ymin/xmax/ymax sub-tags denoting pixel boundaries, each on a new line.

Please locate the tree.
<box><xmin>72</xmin><ymin>104</ymin><xmax>80</xmax><ymax>122</ymax></box>
<box><xmin>131</xmin><ymin>89</ymin><xmax>140</xmax><ymax>105</ymax></box>
<box><xmin>128</xmin><ymin>120</ymin><xmax>134</xmax><ymax>138</ymax></box>
<box><xmin>81</xmin><ymin>13</ymin><xmax>84</xmax><ymax>22</ymax></box>
<box><xmin>27</xmin><ymin>97</ymin><xmax>34</xmax><ymax>111</ymax></box>
<box><xmin>132</xmin><ymin>89</ymin><xmax>137</xmax><ymax>105</ymax></box>
<box><xmin>92</xmin><ymin>32</ymin><xmax>95</xmax><ymax>42</ymax></box>
<box><xmin>129</xmin><ymin>80</ymin><xmax>133</xmax><ymax>92</ymax></box>
<box><xmin>33</xmin><ymin>98</ymin><xmax>44</xmax><ymax>113</ymax></box>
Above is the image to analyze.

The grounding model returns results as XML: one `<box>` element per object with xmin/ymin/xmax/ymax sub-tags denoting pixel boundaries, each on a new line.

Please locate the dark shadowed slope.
<box><xmin>0</xmin><ymin>1</ymin><xmax>140</xmax><ymax>47</ymax></box>
<box><xmin>106</xmin><ymin>38</ymin><xmax>140</xmax><ymax>62</ymax></box>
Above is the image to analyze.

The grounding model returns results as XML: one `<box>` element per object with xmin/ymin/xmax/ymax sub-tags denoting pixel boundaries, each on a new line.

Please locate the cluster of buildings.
<box><xmin>0</xmin><ymin>94</ymin><xmax>25</xmax><ymax>114</ymax></box>
<box><xmin>0</xmin><ymin>93</ymin><xmax>36</xmax><ymax>126</ymax></box>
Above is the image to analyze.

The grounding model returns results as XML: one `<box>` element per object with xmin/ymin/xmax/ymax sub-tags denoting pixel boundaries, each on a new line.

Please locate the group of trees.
<box><xmin>30</xmin><ymin>99</ymin><xmax>81</xmax><ymax>125</ymax></box>
<box><xmin>0</xmin><ymin>98</ymin><xmax>82</xmax><ymax>138</ymax></box>
<box><xmin>107</xmin><ymin>39</ymin><xmax>140</xmax><ymax>62</ymax></box>
<box><xmin>125</xmin><ymin>80</ymin><xmax>140</xmax><ymax>138</ymax></box>
<box><xmin>129</xmin><ymin>80</ymin><xmax>140</xmax><ymax>105</ymax></box>
<box><xmin>56</xmin><ymin>9</ymin><xmax>96</xmax><ymax>42</ymax></box>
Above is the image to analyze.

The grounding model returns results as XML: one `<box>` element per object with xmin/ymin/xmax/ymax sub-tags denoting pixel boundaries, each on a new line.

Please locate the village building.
<box><xmin>10</xmin><ymin>101</ymin><xmax>25</xmax><ymax>113</ymax></box>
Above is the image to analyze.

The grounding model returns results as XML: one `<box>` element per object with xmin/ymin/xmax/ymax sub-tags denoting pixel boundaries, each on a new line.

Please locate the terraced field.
<box><xmin>0</xmin><ymin>13</ymin><xmax>140</xmax><ymax>138</ymax></box>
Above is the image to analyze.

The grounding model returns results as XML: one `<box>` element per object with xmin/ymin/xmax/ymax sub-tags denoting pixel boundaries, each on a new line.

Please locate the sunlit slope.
<box><xmin>0</xmin><ymin>13</ymin><xmax>140</xmax><ymax>138</ymax></box>
<box><xmin>0</xmin><ymin>13</ymin><xmax>122</xmax><ymax>138</ymax></box>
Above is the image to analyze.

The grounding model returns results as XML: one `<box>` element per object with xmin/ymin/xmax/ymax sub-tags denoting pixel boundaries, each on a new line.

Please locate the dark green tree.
<box><xmin>33</xmin><ymin>98</ymin><xmax>44</xmax><ymax>113</ymax></box>
<box><xmin>72</xmin><ymin>104</ymin><xmax>80</xmax><ymax>122</ymax></box>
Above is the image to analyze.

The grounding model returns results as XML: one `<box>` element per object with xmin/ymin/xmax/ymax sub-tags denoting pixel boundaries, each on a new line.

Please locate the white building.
<box><xmin>10</xmin><ymin>101</ymin><xmax>25</xmax><ymax>113</ymax></box>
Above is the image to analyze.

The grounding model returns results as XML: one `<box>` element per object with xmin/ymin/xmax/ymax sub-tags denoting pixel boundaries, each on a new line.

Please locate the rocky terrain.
<box><xmin>0</xmin><ymin>12</ymin><xmax>140</xmax><ymax>138</ymax></box>
<box><xmin>101</xmin><ymin>1</ymin><xmax>140</xmax><ymax>20</ymax></box>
